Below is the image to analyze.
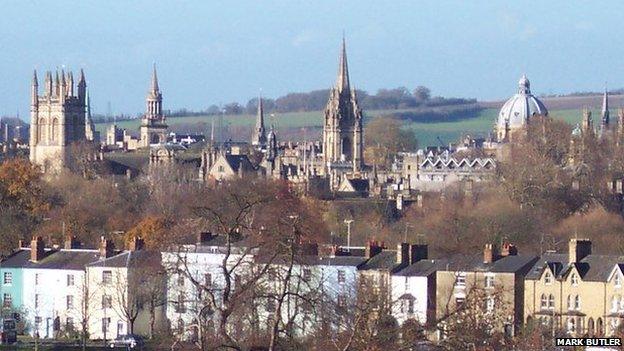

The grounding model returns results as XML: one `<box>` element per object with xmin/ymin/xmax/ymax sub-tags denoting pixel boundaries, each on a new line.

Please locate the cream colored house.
<box><xmin>86</xmin><ymin>238</ymin><xmax>165</xmax><ymax>340</ymax></box>
<box><xmin>435</xmin><ymin>244</ymin><xmax>537</xmax><ymax>338</ymax></box>
<box><xmin>524</xmin><ymin>238</ymin><xmax>624</xmax><ymax>337</ymax></box>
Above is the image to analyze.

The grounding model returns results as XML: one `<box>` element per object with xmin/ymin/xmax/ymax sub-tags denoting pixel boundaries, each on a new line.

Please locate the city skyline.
<box><xmin>2</xmin><ymin>1</ymin><xmax>624</xmax><ymax>116</ymax></box>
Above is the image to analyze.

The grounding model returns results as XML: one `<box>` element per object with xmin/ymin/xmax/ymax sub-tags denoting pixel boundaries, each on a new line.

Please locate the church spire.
<box><xmin>151</xmin><ymin>64</ymin><xmax>159</xmax><ymax>93</ymax></box>
<box><xmin>336</xmin><ymin>36</ymin><xmax>350</xmax><ymax>93</ymax></box>
<box><xmin>252</xmin><ymin>94</ymin><xmax>267</xmax><ymax>147</ymax></box>
<box><xmin>601</xmin><ymin>83</ymin><xmax>610</xmax><ymax>128</ymax></box>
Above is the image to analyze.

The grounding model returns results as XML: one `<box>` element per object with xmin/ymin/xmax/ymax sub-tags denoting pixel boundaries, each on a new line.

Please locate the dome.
<box><xmin>497</xmin><ymin>75</ymin><xmax>548</xmax><ymax>130</ymax></box>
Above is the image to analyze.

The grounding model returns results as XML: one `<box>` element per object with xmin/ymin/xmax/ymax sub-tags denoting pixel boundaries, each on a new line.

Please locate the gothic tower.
<box><xmin>322</xmin><ymin>38</ymin><xmax>364</xmax><ymax>172</ymax></box>
<box><xmin>140</xmin><ymin>65</ymin><xmax>167</xmax><ymax>147</ymax></box>
<box><xmin>251</xmin><ymin>95</ymin><xmax>267</xmax><ymax>148</ymax></box>
<box><xmin>29</xmin><ymin>69</ymin><xmax>87</xmax><ymax>173</ymax></box>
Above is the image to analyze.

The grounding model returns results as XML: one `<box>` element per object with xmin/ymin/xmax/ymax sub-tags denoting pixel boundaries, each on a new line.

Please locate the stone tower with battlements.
<box><xmin>322</xmin><ymin>38</ymin><xmax>364</xmax><ymax>172</ymax></box>
<box><xmin>29</xmin><ymin>69</ymin><xmax>87</xmax><ymax>173</ymax></box>
<box><xmin>139</xmin><ymin>65</ymin><xmax>167</xmax><ymax>147</ymax></box>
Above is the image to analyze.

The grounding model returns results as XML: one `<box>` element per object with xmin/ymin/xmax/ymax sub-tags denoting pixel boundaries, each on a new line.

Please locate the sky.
<box><xmin>1</xmin><ymin>1</ymin><xmax>624</xmax><ymax>116</ymax></box>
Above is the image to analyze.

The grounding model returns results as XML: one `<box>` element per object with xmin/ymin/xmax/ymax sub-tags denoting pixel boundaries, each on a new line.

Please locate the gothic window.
<box><xmin>544</xmin><ymin>271</ymin><xmax>552</xmax><ymax>284</ymax></box>
<box><xmin>51</xmin><ymin>118</ymin><xmax>59</xmax><ymax>143</ymax></box>
<box><xmin>540</xmin><ymin>294</ymin><xmax>547</xmax><ymax>309</ymax></box>
<box><xmin>548</xmin><ymin>294</ymin><xmax>555</xmax><ymax>309</ymax></box>
<box><xmin>574</xmin><ymin>295</ymin><xmax>581</xmax><ymax>310</ymax></box>
<box><xmin>38</xmin><ymin>118</ymin><xmax>46</xmax><ymax>142</ymax></box>
<box><xmin>341</xmin><ymin>137</ymin><xmax>352</xmax><ymax>159</ymax></box>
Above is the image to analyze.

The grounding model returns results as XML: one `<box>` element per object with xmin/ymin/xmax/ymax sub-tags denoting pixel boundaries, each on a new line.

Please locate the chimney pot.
<box><xmin>30</xmin><ymin>236</ymin><xmax>45</xmax><ymax>262</ymax></box>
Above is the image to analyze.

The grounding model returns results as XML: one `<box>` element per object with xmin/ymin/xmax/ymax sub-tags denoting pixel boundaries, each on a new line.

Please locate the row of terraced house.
<box><xmin>0</xmin><ymin>233</ymin><xmax>620</xmax><ymax>342</ymax></box>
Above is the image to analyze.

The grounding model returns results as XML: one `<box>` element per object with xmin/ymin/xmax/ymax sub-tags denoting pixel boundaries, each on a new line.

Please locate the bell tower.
<box><xmin>139</xmin><ymin>65</ymin><xmax>167</xmax><ymax>147</ymax></box>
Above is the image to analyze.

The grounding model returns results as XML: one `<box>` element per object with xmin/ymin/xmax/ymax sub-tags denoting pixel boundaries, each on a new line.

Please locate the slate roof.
<box><xmin>224</xmin><ymin>154</ymin><xmax>254</xmax><ymax>172</ymax></box>
<box><xmin>1</xmin><ymin>249</ymin><xmax>101</xmax><ymax>270</ymax></box>
<box><xmin>358</xmin><ymin>251</ymin><xmax>403</xmax><ymax>272</ymax></box>
<box><xmin>440</xmin><ymin>253</ymin><xmax>538</xmax><ymax>274</ymax></box>
<box><xmin>525</xmin><ymin>252</ymin><xmax>624</xmax><ymax>282</ymax></box>
<box><xmin>87</xmin><ymin>250</ymin><xmax>161</xmax><ymax>268</ymax></box>
<box><xmin>255</xmin><ymin>254</ymin><xmax>367</xmax><ymax>267</ymax></box>
<box><xmin>394</xmin><ymin>259</ymin><xmax>449</xmax><ymax>277</ymax></box>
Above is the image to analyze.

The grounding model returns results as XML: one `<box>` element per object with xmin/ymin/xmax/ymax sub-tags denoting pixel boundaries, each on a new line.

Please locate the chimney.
<box><xmin>500</xmin><ymin>242</ymin><xmax>518</xmax><ymax>257</ymax></box>
<box><xmin>483</xmin><ymin>243</ymin><xmax>496</xmax><ymax>264</ymax></box>
<box><xmin>396</xmin><ymin>243</ymin><xmax>410</xmax><ymax>265</ymax></box>
<box><xmin>365</xmin><ymin>240</ymin><xmax>383</xmax><ymax>259</ymax></box>
<box><xmin>197</xmin><ymin>232</ymin><xmax>214</xmax><ymax>245</ymax></box>
<box><xmin>18</xmin><ymin>240</ymin><xmax>24</xmax><ymax>249</ymax></box>
<box><xmin>64</xmin><ymin>236</ymin><xmax>81</xmax><ymax>250</ymax></box>
<box><xmin>409</xmin><ymin>244</ymin><xmax>428</xmax><ymax>264</ymax></box>
<box><xmin>129</xmin><ymin>236</ymin><xmax>145</xmax><ymax>251</ymax></box>
<box><xmin>99</xmin><ymin>236</ymin><xmax>115</xmax><ymax>259</ymax></box>
<box><xmin>30</xmin><ymin>236</ymin><xmax>45</xmax><ymax>262</ymax></box>
<box><xmin>569</xmin><ymin>238</ymin><xmax>592</xmax><ymax>263</ymax></box>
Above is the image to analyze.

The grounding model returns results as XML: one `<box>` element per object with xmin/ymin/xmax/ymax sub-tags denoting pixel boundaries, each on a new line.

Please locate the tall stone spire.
<box><xmin>601</xmin><ymin>84</ymin><xmax>610</xmax><ymax>131</ymax></box>
<box><xmin>336</xmin><ymin>36</ymin><xmax>350</xmax><ymax>94</ymax></box>
<box><xmin>252</xmin><ymin>94</ymin><xmax>267</xmax><ymax>147</ymax></box>
<box><xmin>150</xmin><ymin>63</ymin><xmax>159</xmax><ymax>94</ymax></box>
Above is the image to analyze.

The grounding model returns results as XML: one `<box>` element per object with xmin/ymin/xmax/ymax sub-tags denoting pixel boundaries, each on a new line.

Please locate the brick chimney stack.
<box><xmin>64</xmin><ymin>236</ymin><xmax>81</xmax><ymax>250</ymax></box>
<box><xmin>129</xmin><ymin>236</ymin><xmax>145</xmax><ymax>251</ymax></box>
<box><xmin>500</xmin><ymin>242</ymin><xmax>518</xmax><ymax>257</ymax></box>
<box><xmin>483</xmin><ymin>243</ymin><xmax>495</xmax><ymax>264</ymax></box>
<box><xmin>99</xmin><ymin>236</ymin><xmax>115</xmax><ymax>259</ymax></box>
<box><xmin>397</xmin><ymin>243</ymin><xmax>410</xmax><ymax>265</ymax></box>
<box><xmin>365</xmin><ymin>240</ymin><xmax>383</xmax><ymax>259</ymax></box>
<box><xmin>569</xmin><ymin>238</ymin><xmax>592</xmax><ymax>263</ymax></box>
<box><xmin>30</xmin><ymin>236</ymin><xmax>45</xmax><ymax>262</ymax></box>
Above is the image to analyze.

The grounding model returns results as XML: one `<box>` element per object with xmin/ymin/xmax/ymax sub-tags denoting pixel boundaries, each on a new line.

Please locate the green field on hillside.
<box><xmin>95</xmin><ymin>107</ymin><xmax>599</xmax><ymax>148</ymax></box>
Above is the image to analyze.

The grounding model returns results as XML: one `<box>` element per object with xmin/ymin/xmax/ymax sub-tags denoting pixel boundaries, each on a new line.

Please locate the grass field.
<box><xmin>95</xmin><ymin>106</ymin><xmax>604</xmax><ymax>148</ymax></box>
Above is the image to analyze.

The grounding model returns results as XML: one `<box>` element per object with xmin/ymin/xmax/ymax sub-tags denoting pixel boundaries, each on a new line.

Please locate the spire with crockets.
<box><xmin>336</xmin><ymin>36</ymin><xmax>350</xmax><ymax>94</ymax></box>
<box><xmin>252</xmin><ymin>94</ymin><xmax>267</xmax><ymax>147</ymax></box>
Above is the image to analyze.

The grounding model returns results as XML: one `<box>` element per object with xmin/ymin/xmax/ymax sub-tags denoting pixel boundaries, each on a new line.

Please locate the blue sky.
<box><xmin>1</xmin><ymin>1</ymin><xmax>624</xmax><ymax>116</ymax></box>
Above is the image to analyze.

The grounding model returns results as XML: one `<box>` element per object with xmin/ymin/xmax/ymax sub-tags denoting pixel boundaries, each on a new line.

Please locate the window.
<box><xmin>35</xmin><ymin>273</ymin><xmax>40</xmax><ymax>285</ymax></box>
<box><xmin>574</xmin><ymin>295</ymin><xmax>581</xmax><ymax>310</ymax></box>
<box><xmin>571</xmin><ymin>273</ymin><xmax>579</xmax><ymax>286</ymax></box>
<box><xmin>101</xmin><ymin>294</ymin><xmax>112</xmax><ymax>309</ymax></box>
<box><xmin>35</xmin><ymin>294</ymin><xmax>40</xmax><ymax>309</ymax></box>
<box><xmin>102</xmin><ymin>271</ymin><xmax>112</xmax><ymax>285</ymax></box>
<box><xmin>176</xmin><ymin>294</ymin><xmax>186</xmax><ymax>313</ymax></box>
<box><xmin>400</xmin><ymin>297</ymin><xmax>415</xmax><ymax>314</ymax></box>
<box><xmin>177</xmin><ymin>274</ymin><xmax>185</xmax><ymax>287</ymax></box>
<box><xmin>567</xmin><ymin>295</ymin><xmax>573</xmax><ymax>310</ymax></box>
<box><xmin>456</xmin><ymin>273</ymin><xmax>466</xmax><ymax>287</ymax></box>
<box><xmin>486</xmin><ymin>296</ymin><xmax>495</xmax><ymax>312</ymax></box>
<box><xmin>616</xmin><ymin>274</ymin><xmax>622</xmax><ymax>288</ymax></box>
<box><xmin>567</xmin><ymin>318</ymin><xmax>576</xmax><ymax>333</ymax></box>
<box><xmin>35</xmin><ymin>316</ymin><xmax>41</xmax><ymax>329</ymax></box>
<box><xmin>218</xmin><ymin>165</ymin><xmax>224</xmax><ymax>173</ymax></box>
<box><xmin>337</xmin><ymin>295</ymin><xmax>347</xmax><ymax>309</ymax></box>
<box><xmin>66</xmin><ymin>317</ymin><xmax>74</xmax><ymax>331</ymax></box>
<box><xmin>66</xmin><ymin>295</ymin><xmax>74</xmax><ymax>309</ymax></box>
<box><xmin>266</xmin><ymin>297</ymin><xmax>276</xmax><ymax>313</ymax></box>
<box><xmin>2</xmin><ymin>293</ymin><xmax>11</xmax><ymax>308</ymax></box>
<box><xmin>455</xmin><ymin>297</ymin><xmax>466</xmax><ymax>306</ymax></box>
<box><xmin>204</xmin><ymin>273</ymin><xmax>212</xmax><ymax>287</ymax></box>
<box><xmin>540</xmin><ymin>294</ymin><xmax>548</xmax><ymax>309</ymax></box>
<box><xmin>612</xmin><ymin>295</ymin><xmax>620</xmax><ymax>312</ymax></box>
<box><xmin>544</xmin><ymin>272</ymin><xmax>552</xmax><ymax>285</ymax></box>
<box><xmin>302</xmin><ymin>269</ymin><xmax>312</xmax><ymax>282</ymax></box>
<box><xmin>101</xmin><ymin>317</ymin><xmax>111</xmax><ymax>333</ymax></box>
<box><xmin>548</xmin><ymin>294</ymin><xmax>555</xmax><ymax>309</ymax></box>
<box><xmin>3</xmin><ymin>272</ymin><xmax>12</xmax><ymax>285</ymax></box>
<box><xmin>485</xmin><ymin>275</ymin><xmax>494</xmax><ymax>288</ymax></box>
<box><xmin>337</xmin><ymin>270</ymin><xmax>346</xmax><ymax>284</ymax></box>
<box><xmin>67</xmin><ymin>274</ymin><xmax>74</xmax><ymax>286</ymax></box>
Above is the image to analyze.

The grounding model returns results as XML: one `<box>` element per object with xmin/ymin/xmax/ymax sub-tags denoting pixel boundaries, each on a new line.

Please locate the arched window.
<box><xmin>540</xmin><ymin>294</ymin><xmax>547</xmax><ymax>309</ymax></box>
<box><xmin>544</xmin><ymin>271</ymin><xmax>552</xmax><ymax>284</ymax></box>
<box><xmin>588</xmin><ymin>318</ymin><xmax>595</xmax><ymax>336</ymax></box>
<box><xmin>597</xmin><ymin>317</ymin><xmax>604</xmax><ymax>336</ymax></box>
<box><xmin>574</xmin><ymin>295</ymin><xmax>581</xmax><ymax>310</ymax></box>
<box><xmin>341</xmin><ymin>137</ymin><xmax>352</xmax><ymax>159</ymax></box>
<box><xmin>567</xmin><ymin>295</ymin><xmax>573</xmax><ymax>310</ymax></box>
<box><xmin>567</xmin><ymin>318</ymin><xmax>576</xmax><ymax>334</ymax></box>
<box><xmin>51</xmin><ymin>118</ymin><xmax>59</xmax><ymax>143</ymax></box>
<box><xmin>38</xmin><ymin>118</ymin><xmax>46</xmax><ymax>142</ymax></box>
<box><xmin>548</xmin><ymin>294</ymin><xmax>555</xmax><ymax>309</ymax></box>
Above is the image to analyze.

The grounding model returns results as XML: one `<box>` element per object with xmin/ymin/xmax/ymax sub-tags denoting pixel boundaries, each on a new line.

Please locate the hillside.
<box><xmin>95</xmin><ymin>94</ymin><xmax>616</xmax><ymax>148</ymax></box>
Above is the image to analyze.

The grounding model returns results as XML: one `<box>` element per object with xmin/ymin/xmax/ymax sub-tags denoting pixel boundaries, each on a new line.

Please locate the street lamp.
<box><xmin>343</xmin><ymin>220</ymin><xmax>354</xmax><ymax>252</ymax></box>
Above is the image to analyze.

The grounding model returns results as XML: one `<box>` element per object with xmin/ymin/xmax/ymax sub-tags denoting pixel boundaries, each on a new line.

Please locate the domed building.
<box><xmin>496</xmin><ymin>75</ymin><xmax>548</xmax><ymax>141</ymax></box>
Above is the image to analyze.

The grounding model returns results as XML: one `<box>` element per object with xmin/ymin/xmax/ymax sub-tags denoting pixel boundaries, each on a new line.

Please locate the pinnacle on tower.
<box><xmin>45</xmin><ymin>71</ymin><xmax>53</xmax><ymax>96</ymax></box>
<box><xmin>336</xmin><ymin>36</ymin><xmax>350</xmax><ymax>94</ymax></box>
<box><xmin>32</xmin><ymin>70</ymin><xmax>38</xmax><ymax>86</ymax></box>
<box><xmin>78</xmin><ymin>69</ymin><xmax>86</xmax><ymax>85</ymax></box>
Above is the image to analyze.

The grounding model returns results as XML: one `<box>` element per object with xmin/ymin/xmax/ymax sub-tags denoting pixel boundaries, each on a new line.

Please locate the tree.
<box><xmin>412</xmin><ymin>86</ymin><xmax>431</xmax><ymax>102</ymax></box>
<box><xmin>364</xmin><ymin>116</ymin><xmax>417</xmax><ymax>168</ymax></box>
<box><xmin>124</xmin><ymin>216</ymin><xmax>171</xmax><ymax>250</ymax></box>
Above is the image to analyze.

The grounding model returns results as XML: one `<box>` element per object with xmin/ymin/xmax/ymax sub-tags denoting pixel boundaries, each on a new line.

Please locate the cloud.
<box><xmin>292</xmin><ymin>31</ymin><xmax>314</xmax><ymax>47</ymax></box>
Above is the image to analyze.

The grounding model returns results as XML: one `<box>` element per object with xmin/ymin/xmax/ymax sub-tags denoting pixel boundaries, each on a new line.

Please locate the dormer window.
<box><xmin>544</xmin><ymin>271</ymin><xmax>552</xmax><ymax>285</ymax></box>
<box><xmin>571</xmin><ymin>273</ymin><xmax>579</xmax><ymax>286</ymax></box>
